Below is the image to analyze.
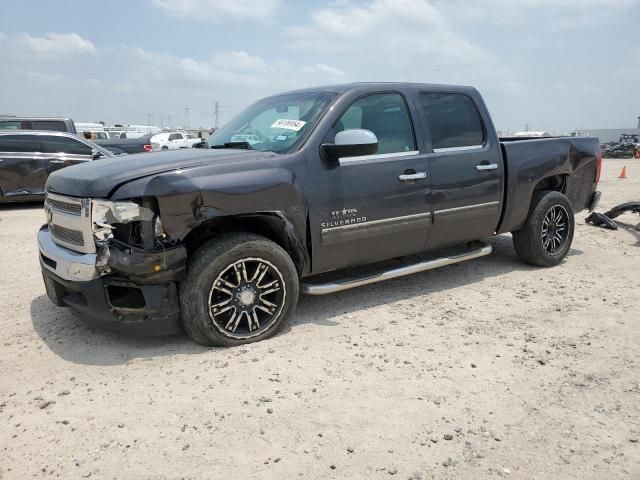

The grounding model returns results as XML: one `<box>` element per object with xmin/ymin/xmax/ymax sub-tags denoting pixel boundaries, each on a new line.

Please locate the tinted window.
<box><xmin>0</xmin><ymin>135</ymin><xmax>38</xmax><ymax>152</ymax></box>
<box><xmin>334</xmin><ymin>93</ymin><xmax>415</xmax><ymax>155</ymax></box>
<box><xmin>39</xmin><ymin>136</ymin><xmax>92</xmax><ymax>155</ymax></box>
<box><xmin>169</xmin><ymin>133</ymin><xmax>181</xmax><ymax>141</ymax></box>
<box><xmin>0</xmin><ymin>121</ymin><xmax>22</xmax><ymax>130</ymax></box>
<box><xmin>32</xmin><ymin>120</ymin><xmax>68</xmax><ymax>132</ymax></box>
<box><xmin>419</xmin><ymin>93</ymin><xmax>485</xmax><ymax>150</ymax></box>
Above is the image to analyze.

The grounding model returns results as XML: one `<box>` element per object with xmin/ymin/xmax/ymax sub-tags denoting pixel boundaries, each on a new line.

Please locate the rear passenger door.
<box><xmin>417</xmin><ymin>92</ymin><xmax>504</xmax><ymax>248</ymax></box>
<box><xmin>0</xmin><ymin>134</ymin><xmax>47</xmax><ymax>197</ymax></box>
<box><xmin>36</xmin><ymin>135</ymin><xmax>94</xmax><ymax>174</ymax></box>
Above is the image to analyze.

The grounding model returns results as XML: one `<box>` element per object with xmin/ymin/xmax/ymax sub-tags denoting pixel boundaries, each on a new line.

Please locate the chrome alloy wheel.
<box><xmin>207</xmin><ymin>257</ymin><xmax>286</xmax><ymax>339</ymax></box>
<box><xmin>541</xmin><ymin>205</ymin><xmax>569</xmax><ymax>256</ymax></box>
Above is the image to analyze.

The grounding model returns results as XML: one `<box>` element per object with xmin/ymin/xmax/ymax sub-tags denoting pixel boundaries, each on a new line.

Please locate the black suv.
<box><xmin>0</xmin><ymin>116</ymin><xmax>77</xmax><ymax>134</ymax></box>
<box><xmin>0</xmin><ymin>131</ymin><xmax>112</xmax><ymax>202</ymax></box>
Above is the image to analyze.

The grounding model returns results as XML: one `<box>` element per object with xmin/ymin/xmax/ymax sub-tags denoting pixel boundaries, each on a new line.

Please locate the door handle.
<box><xmin>398</xmin><ymin>172</ymin><xmax>427</xmax><ymax>182</ymax></box>
<box><xmin>476</xmin><ymin>163</ymin><xmax>498</xmax><ymax>171</ymax></box>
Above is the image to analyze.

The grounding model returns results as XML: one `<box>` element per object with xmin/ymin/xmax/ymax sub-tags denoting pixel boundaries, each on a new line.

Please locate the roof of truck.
<box><xmin>272</xmin><ymin>82</ymin><xmax>477</xmax><ymax>96</ymax></box>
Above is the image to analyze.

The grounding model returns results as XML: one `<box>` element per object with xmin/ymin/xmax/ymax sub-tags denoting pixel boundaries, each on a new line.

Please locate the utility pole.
<box><xmin>167</xmin><ymin>115</ymin><xmax>172</xmax><ymax>128</ymax></box>
<box><xmin>184</xmin><ymin>106</ymin><xmax>190</xmax><ymax>129</ymax></box>
<box><xmin>524</xmin><ymin>123</ymin><xmax>529</xmax><ymax>133</ymax></box>
<box><xmin>214</xmin><ymin>101</ymin><xmax>220</xmax><ymax>129</ymax></box>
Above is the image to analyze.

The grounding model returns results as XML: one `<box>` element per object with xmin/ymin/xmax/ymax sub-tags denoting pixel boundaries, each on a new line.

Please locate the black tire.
<box><xmin>179</xmin><ymin>233</ymin><xmax>299</xmax><ymax>347</ymax></box>
<box><xmin>512</xmin><ymin>190</ymin><xmax>575</xmax><ymax>267</ymax></box>
<box><xmin>161</xmin><ymin>146</ymin><xmax>168</xmax><ymax>150</ymax></box>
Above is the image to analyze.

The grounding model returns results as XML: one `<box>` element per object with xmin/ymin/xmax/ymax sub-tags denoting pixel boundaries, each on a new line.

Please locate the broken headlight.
<box><xmin>92</xmin><ymin>200</ymin><xmax>154</xmax><ymax>227</ymax></box>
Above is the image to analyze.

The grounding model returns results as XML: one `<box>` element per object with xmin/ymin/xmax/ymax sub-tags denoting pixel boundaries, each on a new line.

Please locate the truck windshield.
<box><xmin>206</xmin><ymin>91</ymin><xmax>337</xmax><ymax>153</ymax></box>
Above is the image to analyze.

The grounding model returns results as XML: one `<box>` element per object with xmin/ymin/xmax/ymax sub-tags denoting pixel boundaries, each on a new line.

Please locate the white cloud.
<box><xmin>287</xmin><ymin>0</ymin><xmax>518</xmax><ymax>92</ymax></box>
<box><xmin>306</xmin><ymin>64</ymin><xmax>347</xmax><ymax>79</ymax></box>
<box><xmin>0</xmin><ymin>31</ymin><xmax>348</xmax><ymax>126</ymax></box>
<box><xmin>435</xmin><ymin>0</ymin><xmax>638</xmax><ymax>23</ymax></box>
<box><xmin>128</xmin><ymin>46</ymin><xmax>349</xmax><ymax>92</ymax></box>
<box><xmin>289</xmin><ymin>0</ymin><xmax>498</xmax><ymax>66</ymax></box>
<box><xmin>17</xmin><ymin>32</ymin><xmax>96</xmax><ymax>56</ymax></box>
<box><xmin>152</xmin><ymin>0</ymin><xmax>282</xmax><ymax>20</ymax></box>
<box><xmin>27</xmin><ymin>71</ymin><xmax>66</xmax><ymax>83</ymax></box>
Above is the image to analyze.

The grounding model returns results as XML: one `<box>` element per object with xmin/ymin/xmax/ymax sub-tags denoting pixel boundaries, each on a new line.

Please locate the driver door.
<box><xmin>308</xmin><ymin>92</ymin><xmax>431</xmax><ymax>274</ymax></box>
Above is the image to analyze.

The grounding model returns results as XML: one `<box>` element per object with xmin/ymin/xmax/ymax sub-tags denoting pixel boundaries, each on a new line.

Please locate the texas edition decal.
<box><xmin>320</xmin><ymin>208</ymin><xmax>367</xmax><ymax>229</ymax></box>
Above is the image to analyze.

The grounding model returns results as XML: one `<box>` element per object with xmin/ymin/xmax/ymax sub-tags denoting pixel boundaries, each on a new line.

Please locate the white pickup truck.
<box><xmin>151</xmin><ymin>132</ymin><xmax>200</xmax><ymax>151</ymax></box>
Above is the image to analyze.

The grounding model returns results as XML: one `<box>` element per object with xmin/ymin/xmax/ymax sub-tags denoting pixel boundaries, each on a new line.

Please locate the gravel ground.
<box><xmin>0</xmin><ymin>158</ymin><xmax>639</xmax><ymax>479</ymax></box>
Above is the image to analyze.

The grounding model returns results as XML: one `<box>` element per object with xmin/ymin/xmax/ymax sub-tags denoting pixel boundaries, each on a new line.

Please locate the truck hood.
<box><xmin>45</xmin><ymin>148</ymin><xmax>275</xmax><ymax>198</ymax></box>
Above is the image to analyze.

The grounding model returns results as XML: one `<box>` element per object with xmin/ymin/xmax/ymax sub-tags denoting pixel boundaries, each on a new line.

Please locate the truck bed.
<box><xmin>497</xmin><ymin>136</ymin><xmax>600</xmax><ymax>234</ymax></box>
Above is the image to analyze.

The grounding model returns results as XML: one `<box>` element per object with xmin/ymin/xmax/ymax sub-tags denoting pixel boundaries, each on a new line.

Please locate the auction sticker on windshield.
<box><xmin>271</xmin><ymin>119</ymin><xmax>306</xmax><ymax>131</ymax></box>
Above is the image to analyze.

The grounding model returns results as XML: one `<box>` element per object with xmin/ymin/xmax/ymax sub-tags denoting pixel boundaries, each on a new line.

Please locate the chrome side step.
<box><xmin>301</xmin><ymin>242</ymin><xmax>492</xmax><ymax>296</ymax></box>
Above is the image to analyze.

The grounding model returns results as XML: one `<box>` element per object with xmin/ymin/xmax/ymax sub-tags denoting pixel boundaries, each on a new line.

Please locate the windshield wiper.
<box><xmin>210</xmin><ymin>141</ymin><xmax>253</xmax><ymax>150</ymax></box>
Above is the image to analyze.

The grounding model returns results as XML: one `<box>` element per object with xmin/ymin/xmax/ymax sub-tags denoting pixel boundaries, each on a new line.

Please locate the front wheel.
<box><xmin>180</xmin><ymin>233</ymin><xmax>299</xmax><ymax>347</ymax></box>
<box><xmin>512</xmin><ymin>190</ymin><xmax>575</xmax><ymax>267</ymax></box>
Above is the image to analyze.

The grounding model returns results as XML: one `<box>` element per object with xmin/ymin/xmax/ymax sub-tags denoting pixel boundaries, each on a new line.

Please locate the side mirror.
<box><xmin>321</xmin><ymin>129</ymin><xmax>378</xmax><ymax>160</ymax></box>
<box><xmin>91</xmin><ymin>149</ymin><xmax>103</xmax><ymax>160</ymax></box>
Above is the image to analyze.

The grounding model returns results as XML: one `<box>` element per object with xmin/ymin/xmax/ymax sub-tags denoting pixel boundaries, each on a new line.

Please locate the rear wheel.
<box><xmin>180</xmin><ymin>233</ymin><xmax>299</xmax><ymax>347</ymax></box>
<box><xmin>512</xmin><ymin>190</ymin><xmax>575</xmax><ymax>267</ymax></box>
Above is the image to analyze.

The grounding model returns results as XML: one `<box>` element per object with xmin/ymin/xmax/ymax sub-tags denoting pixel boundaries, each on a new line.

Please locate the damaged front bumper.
<box><xmin>38</xmin><ymin>225</ymin><xmax>185</xmax><ymax>335</ymax></box>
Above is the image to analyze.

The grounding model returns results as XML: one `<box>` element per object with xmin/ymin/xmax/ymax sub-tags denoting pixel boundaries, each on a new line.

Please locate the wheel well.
<box><xmin>183</xmin><ymin>215</ymin><xmax>305</xmax><ymax>273</ymax></box>
<box><xmin>533</xmin><ymin>174</ymin><xmax>566</xmax><ymax>194</ymax></box>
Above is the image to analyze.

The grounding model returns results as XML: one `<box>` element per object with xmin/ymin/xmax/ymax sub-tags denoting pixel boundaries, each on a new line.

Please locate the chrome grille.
<box><xmin>46</xmin><ymin>198</ymin><xmax>82</xmax><ymax>216</ymax></box>
<box><xmin>50</xmin><ymin>224</ymin><xmax>85</xmax><ymax>246</ymax></box>
<box><xmin>45</xmin><ymin>192</ymin><xmax>95</xmax><ymax>254</ymax></box>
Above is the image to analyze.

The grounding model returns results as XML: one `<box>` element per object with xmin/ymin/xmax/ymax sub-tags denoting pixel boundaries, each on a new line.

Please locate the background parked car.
<box><xmin>93</xmin><ymin>133</ymin><xmax>154</xmax><ymax>154</ymax></box>
<box><xmin>0</xmin><ymin>130</ymin><xmax>112</xmax><ymax>202</ymax></box>
<box><xmin>0</xmin><ymin>116</ymin><xmax>77</xmax><ymax>134</ymax></box>
<box><xmin>151</xmin><ymin>131</ymin><xmax>201</xmax><ymax>150</ymax></box>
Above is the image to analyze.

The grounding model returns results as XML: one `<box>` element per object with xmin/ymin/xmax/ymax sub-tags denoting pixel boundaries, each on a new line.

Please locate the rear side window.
<box><xmin>0</xmin><ymin>121</ymin><xmax>22</xmax><ymax>130</ymax></box>
<box><xmin>31</xmin><ymin>120</ymin><xmax>68</xmax><ymax>132</ymax></box>
<box><xmin>0</xmin><ymin>135</ymin><xmax>38</xmax><ymax>152</ymax></box>
<box><xmin>38</xmin><ymin>136</ymin><xmax>92</xmax><ymax>156</ymax></box>
<box><xmin>169</xmin><ymin>133</ymin><xmax>182</xmax><ymax>141</ymax></box>
<box><xmin>419</xmin><ymin>93</ymin><xmax>485</xmax><ymax>150</ymax></box>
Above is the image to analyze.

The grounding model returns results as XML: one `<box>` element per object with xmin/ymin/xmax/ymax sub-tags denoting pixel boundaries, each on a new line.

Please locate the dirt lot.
<box><xmin>0</xmin><ymin>158</ymin><xmax>638</xmax><ymax>479</ymax></box>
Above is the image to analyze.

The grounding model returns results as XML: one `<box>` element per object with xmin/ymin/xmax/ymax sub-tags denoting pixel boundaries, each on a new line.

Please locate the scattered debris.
<box><xmin>586</xmin><ymin>201</ymin><xmax>640</xmax><ymax>230</ymax></box>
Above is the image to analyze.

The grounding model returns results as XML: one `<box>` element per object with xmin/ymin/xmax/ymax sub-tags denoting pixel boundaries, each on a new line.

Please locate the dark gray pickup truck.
<box><xmin>37</xmin><ymin>83</ymin><xmax>601</xmax><ymax>346</ymax></box>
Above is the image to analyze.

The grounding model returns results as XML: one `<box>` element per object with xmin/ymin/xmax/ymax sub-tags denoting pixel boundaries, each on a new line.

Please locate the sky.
<box><xmin>0</xmin><ymin>0</ymin><xmax>638</xmax><ymax>133</ymax></box>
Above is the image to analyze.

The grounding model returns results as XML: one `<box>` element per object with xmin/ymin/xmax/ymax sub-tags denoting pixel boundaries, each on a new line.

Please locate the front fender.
<box><xmin>110</xmin><ymin>166</ymin><xmax>308</xmax><ymax>244</ymax></box>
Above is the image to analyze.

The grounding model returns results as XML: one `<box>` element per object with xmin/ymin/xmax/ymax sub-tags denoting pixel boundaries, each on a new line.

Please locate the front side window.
<box><xmin>419</xmin><ymin>93</ymin><xmax>485</xmax><ymax>150</ymax></box>
<box><xmin>332</xmin><ymin>93</ymin><xmax>416</xmax><ymax>155</ymax></box>
<box><xmin>32</xmin><ymin>120</ymin><xmax>67</xmax><ymax>132</ymax></box>
<box><xmin>39</xmin><ymin>136</ymin><xmax>92</xmax><ymax>156</ymax></box>
<box><xmin>206</xmin><ymin>91</ymin><xmax>337</xmax><ymax>153</ymax></box>
<box><xmin>0</xmin><ymin>135</ymin><xmax>38</xmax><ymax>152</ymax></box>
